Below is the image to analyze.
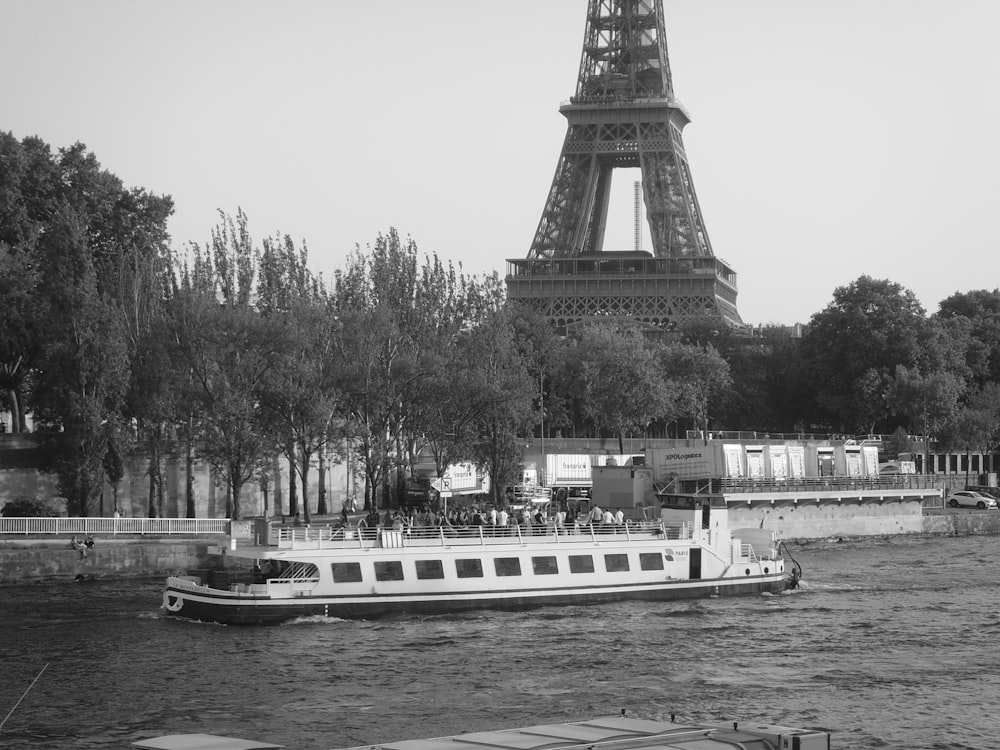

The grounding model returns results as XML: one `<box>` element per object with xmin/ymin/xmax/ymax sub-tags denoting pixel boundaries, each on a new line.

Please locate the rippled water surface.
<box><xmin>2</xmin><ymin>534</ymin><xmax>999</xmax><ymax>749</ymax></box>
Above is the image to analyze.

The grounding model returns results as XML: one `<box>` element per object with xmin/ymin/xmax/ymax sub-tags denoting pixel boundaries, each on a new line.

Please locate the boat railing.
<box><xmin>273</xmin><ymin>520</ymin><xmax>688</xmax><ymax>550</ymax></box>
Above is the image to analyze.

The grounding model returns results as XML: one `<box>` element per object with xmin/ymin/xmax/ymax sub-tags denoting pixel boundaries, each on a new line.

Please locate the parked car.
<box><xmin>965</xmin><ymin>485</ymin><xmax>1000</xmax><ymax>501</ymax></box>
<box><xmin>945</xmin><ymin>490</ymin><xmax>998</xmax><ymax>509</ymax></box>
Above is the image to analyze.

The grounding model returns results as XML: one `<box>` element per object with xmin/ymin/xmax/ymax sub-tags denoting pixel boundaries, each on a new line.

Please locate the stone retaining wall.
<box><xmin>0</xmin><ymin>539</ymin><xmax>245</xmax><ymax>584</ymax></box>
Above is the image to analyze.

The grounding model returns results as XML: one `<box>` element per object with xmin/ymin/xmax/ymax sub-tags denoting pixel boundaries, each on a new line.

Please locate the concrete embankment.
<box><xmin>922</xmin><ymin>511</ymin><xmax>1000</xmax><ymax>536</ymax></box>
<box><xmin>0</xmin><ymin>537</ymin><xmax>249</xmax><ymax>585</ymax></box>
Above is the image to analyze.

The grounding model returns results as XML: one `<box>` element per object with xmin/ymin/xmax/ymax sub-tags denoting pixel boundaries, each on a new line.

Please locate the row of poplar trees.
<box><xmin>0</xmin><ymin>134</ymin><xmax>736</xmax><ymax>519</ymax></box>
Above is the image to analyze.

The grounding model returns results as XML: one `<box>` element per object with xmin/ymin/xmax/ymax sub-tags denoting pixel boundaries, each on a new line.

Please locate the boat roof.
<box><xmin>344</xmin><ymin>715</ymin><xmax>821</xmax><ymax>750</ymax></box>
<box><xmin>132</xmin><ymin>734</ymin><xmax>284</xmax><ymax>750</ymax></box>
<box><xmin>134</xmin><ymin>716</ymin><xmax>827</xmax><ymax>750</ymax></box>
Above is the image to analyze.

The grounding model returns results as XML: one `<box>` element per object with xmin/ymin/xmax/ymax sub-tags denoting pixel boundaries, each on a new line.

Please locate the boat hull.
<box><xmin>162</xmin><ymin>572</ymin><xmax>788</xmax><ymax>625</ymax></box>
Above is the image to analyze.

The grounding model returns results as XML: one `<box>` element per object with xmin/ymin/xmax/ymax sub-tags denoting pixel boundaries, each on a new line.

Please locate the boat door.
<box><xmin>689</xmin><ymin>547</ymin><xmax>702</xmax><ymax>579</ymax></box>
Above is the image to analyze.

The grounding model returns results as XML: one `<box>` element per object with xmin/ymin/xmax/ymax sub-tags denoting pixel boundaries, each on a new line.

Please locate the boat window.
<box><xmin>639</xmin><ymin>553</ymin><xmax>664</xmax><ymax>571</ymax></box>
<box><xmin>456</xmin><ymin>558</ymin><xmax>484</xmax><ymax>578</ymax></box>
<box><xmin>331</xmin><ymin>562</ymin><xmax>363</xmax><ymax>583</ymax></box>
<box><xmin>604</xmin><ymin>553</ymin><xmax>630</xmax><ymax>572</ymax></box>
<box><xmin>531</xmin><ymin>556</ymin><xmax>558</xmax><ymax>575</ymax></box>
<box><xmin>568</xmin><ymin>554</ymin><xmax>595</xmax><ymax>573</ymax></box>
<box><xmin>415</xmin><ymin>560</ymin><xmax>445</xmax><ymax>580</ymax></box>
<box><xmin>374</xmin><ymin>561</ymin><xmax>405</xmax><ymax>581</ymax></box>
<box><xmin>494</xmin><ymin>557</ymin><xmax>522</xmax><ymax>577</ymax></box>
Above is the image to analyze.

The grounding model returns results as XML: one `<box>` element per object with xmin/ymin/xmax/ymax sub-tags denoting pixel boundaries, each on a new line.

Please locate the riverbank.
<box><xmin>0</xmin><ymin>537</ymin><xmax>234</xmax><ymax>585</ymax></box>
<box><xmin>2</xmin><ymin>509</ymin><xmax>999</xmax><ymax>585</ymax></box>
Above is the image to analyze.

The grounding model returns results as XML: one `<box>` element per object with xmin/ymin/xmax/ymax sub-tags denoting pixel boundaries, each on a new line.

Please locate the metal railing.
<box><xmin>0</xmin><ymin>517</ymin><xmax>231</xmax><ymax>536</ymax></box>
<box><xmin>717</xmin><ymin>475</ymin><xmax>942</xmax><ymax>494</ymax></box>
<box><xmin>273</xmin><ymin>520</ymin><xmax>689</xmax><ymax>551</ymax></box>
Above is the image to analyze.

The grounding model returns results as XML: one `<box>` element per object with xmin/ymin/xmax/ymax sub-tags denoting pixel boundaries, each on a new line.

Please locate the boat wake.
<box><xmin>285</xmin><ymin>614</ymin><xmax>348</xmax><ymax>625</ymax></box>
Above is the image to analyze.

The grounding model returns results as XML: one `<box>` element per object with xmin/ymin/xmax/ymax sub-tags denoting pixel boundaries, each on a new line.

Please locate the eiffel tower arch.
<box><xmin>506</xmin><ymin>0</ymin><xmax>742</xmax><ymax>333</ymax></box>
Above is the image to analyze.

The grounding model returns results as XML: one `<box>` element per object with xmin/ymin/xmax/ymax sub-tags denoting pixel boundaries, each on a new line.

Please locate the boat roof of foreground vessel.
<box><xmin>134</xmin><ymin>714</ymin><xmax>830</xmax><ymax>750</ymax></box>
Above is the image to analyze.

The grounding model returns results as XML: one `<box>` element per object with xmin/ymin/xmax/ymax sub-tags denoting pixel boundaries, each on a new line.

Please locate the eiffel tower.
<box><xmin>506</xmin><ymin>0</ymin><xmax>743</xmax><ymax>333</ymax></box>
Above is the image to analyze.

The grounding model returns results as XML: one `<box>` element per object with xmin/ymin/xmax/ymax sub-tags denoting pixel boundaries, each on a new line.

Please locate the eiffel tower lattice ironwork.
<box><xmin>505</xmin><ymin>0</ymin><xmax>743</xmax><ymax>332</ymax></box>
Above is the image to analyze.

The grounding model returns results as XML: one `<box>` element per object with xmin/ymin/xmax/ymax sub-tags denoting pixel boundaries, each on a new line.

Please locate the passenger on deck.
<box><xmin>532</xmin><ymin>508</ymin><xmax>545</xmax><ymax>535</ymax></box>
<box><xmin>554</xmin><ymin>507</ymin><xmax>566</xmax><ymax>531</ymax></box>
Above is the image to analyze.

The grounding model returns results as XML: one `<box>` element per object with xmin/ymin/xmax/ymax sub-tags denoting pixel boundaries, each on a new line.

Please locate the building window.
<box><xmin>415</xmin><ymin>560</ymin><xmax>444</xmax><ymax>580</ymax></box>
<box><xmin>532</xmin><ymin>556</ymin><xmax>559</xmax><ymax>575</ymax></box>
<box><xmin>331</xmin><ymin>562</ymin><xmax>363</xmax><ymax>583</ymax></box>
<box><xmin>604</xmin><ymin>554</ymin><xmax>630</xmax><ymax>572</ymax></box>
<box><xmin>494</xmin><ymin>557</ymin><xmax>522</xmax><ymax>577</ymax></box>
<box><xmin>639</xmin><ymin>553</ymin><xmax>664</xmax><ymax>571</ymax></box>
<box><xmin>374</xmin><ymin>561</ymin><xmax>404</xmax><ymax>581</ymax></box>
<box><xmin>569</xmin><ymin>555</ymin><xmax>595</xmax><ymax>573</ymax></box>
<box><xmin>456</xmin><ymin>558</ymin><xmax>484</xmax><ymax>578</ymax></box>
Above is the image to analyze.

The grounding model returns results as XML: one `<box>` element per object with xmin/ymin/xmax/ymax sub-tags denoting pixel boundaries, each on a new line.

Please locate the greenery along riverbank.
<box><xmin>2</xmin><ymin>132</ymin><xmax>998</xmax><ymax>524</ymax></box>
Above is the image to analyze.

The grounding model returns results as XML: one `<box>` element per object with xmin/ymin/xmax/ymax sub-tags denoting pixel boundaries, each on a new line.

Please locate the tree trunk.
<box><xmin>300</xmin><ymin>449</ymin><xmax>312</xmax><ymax>524</ymax></box>
<box><xmin>148</xmin><ymin>438</ymin><xmax>158</xmax><ymax>518</ymax></box>
<box><xmin>185</xmin><ymin>412</ymin><xmax>195</xmax><ymax>518</ymax></box>
<box><xmin>230</xmin><ymin>469</ymin><xmax>242</xmax><ymax>520</ymax></box>
<box><xmin>156</xmin><ymin>467</ymin><xmax>165</xmax><ymax>518</ymax></box>
<box><xmin>317</xmin><ymin>440</ymin><xmax>328</xmax><ymax>516</ymax></box>
<box><xmin>286</xmin><ymin>439</ymin><xmax>298</xmax><ymax>517</ymax></box>
<box><xmin>6</xmin><ymin>388</ymin><xmax>22</xmax><ymax>433</ymax></box>
<box><xmin>272</xmin><ymin>455</ymin><xmax>283</xmax><ymax>517</ymax></box>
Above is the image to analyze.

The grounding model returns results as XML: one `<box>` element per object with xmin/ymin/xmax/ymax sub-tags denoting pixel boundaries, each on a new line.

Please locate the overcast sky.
<box><xmin>4</xmin><ymin>0</ymin><xmax>998</xmax><ymax>325</ymax></box>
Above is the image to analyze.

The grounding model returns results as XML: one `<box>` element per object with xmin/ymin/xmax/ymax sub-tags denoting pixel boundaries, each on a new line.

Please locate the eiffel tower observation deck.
<box><xmin>506</xmin><ymin>0</ymin><xmax>742</xmax><ymax>333</ymax></box>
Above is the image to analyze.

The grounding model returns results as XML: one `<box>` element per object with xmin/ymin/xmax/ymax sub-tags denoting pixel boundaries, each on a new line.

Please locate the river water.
<box><xmin>1</xmin><ymin>534</ymin><xmax>997</xmax><ymax>750</ymax></box>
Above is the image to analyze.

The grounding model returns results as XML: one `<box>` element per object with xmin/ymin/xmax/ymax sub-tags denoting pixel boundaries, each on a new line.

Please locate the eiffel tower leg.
<box><xmin>530</xmin><ymin>138</ymin><xmax>599</xmax><ymax>259</ymax></box>
<box><xmin>584</xmin><ymin>164</ymin><xmax>614</xmax><ymax>254</ymax></box>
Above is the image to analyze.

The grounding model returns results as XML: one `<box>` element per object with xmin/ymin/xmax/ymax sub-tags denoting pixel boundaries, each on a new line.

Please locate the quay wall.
<box><xmin>730</xmin><ymin>501</ymin><xmax>929</xmax><ymax>539</ymax></box>
<box><xmin>0</xmin><ymin>539</ymin><xmax>254</xmax><ymax>585</ymax></box>
<box><xmin>3</xmin><ymin>511</ymin><xmax>1000</xmax><ymax>585</ymax></box>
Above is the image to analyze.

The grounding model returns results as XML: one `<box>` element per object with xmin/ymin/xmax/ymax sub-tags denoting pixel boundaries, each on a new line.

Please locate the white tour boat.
<box><xmin>133</xmin><ymin>711</ymin><xmax>830</xmax><ymax>750</ymax></box>
<box><xmin>161</xmin><ymin>498</ymin><xmax>799</xmax><ymax>625</ymax></box>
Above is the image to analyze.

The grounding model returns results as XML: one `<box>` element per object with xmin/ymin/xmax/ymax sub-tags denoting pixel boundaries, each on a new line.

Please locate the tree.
<box><xmin>717</xmin><ymin>326</ymin><xmax>810</xmax><ymax>433</ymax></box>
<box><xmin>888</xmin><ymin>365</ymin><xmax>965</xmax><ymax>473</ymax></box>
<box><xmin>29</xmin><ymin>202</ymin><xmax>131</xmax><ymax>516</ymax></box>
<box><xmin>936</xmin><ymin>289</ymin><xmax>1000</xmax><ymax>387</ymax></box>
<box><xmin>175</xmin><ymin>294</ymin><xmax>283</xmax><ymax>520</ymax></box>
<box><xmin>332</xmin><ymin>229</ymin><xmax>492</xmax><ymax>509</ymax></box>
<box><xmin>557</xmin><ymin>323</ymin><xmax>675</xmax><ymax>453</ymax></box>
<box><xmin>0</xmin><ymin>244</ymin><xmax>38</xmax><ymax>433</ymax></box>
<box><xmin>936</xmin><ymin>383</ymin><xmax>1000</xmax><ymax>482</ymax></box>
<box><xmin>260</xmin><ymin>299</ymin><xmax>340</xmax><ymax>523</ymax></box>
<box><xmin>660</xmin><ymin>341</ymin><xmax>732</xmax><ymax>442</ymax></box>
<box><xmin>800</xmin><ymin>276</ymin><xmax>933</xmax><ymax>432</ymax></box>
<box><xmin>332</xmin><ymin>305</ymin><xmax>426</xmax><ymax>511</ymax></box>
<box><xmin>462</xmin><ymin>310</ymin><xmax>537</xmax><ymax>506</ymax></box>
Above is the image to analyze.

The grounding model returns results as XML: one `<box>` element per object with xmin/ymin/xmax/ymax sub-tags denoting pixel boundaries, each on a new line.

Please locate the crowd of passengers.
<box><xmin>349</xmin><ymin>501</ymin><xmax>632</xmax><ymax>536</ymax></box>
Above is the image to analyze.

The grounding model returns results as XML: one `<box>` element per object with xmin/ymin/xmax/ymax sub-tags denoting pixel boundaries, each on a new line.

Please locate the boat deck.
<box><xmin>252</xmin><ymin>521</ymin><xmax>693</xmax><ymax>554</ymax></box>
